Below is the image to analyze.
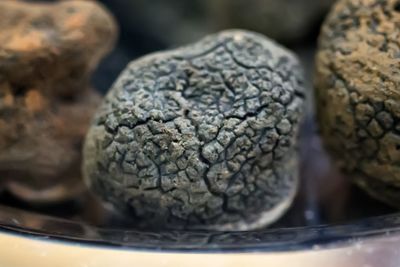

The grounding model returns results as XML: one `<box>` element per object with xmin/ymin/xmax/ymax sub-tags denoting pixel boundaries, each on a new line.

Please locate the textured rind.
<box><xmin>315</xmin><ymin>0</ymin><xmax>400</xmax><ymax>207</ymax></box>
<box><xmin>84</xmin><ymin>30</ymin><xmax>305</xmax><ymax>230</ymax></box>
<box><xmin>105</xmin><ymin>0</ymin><xmax>334</xmax><ymax>45</ymax></box>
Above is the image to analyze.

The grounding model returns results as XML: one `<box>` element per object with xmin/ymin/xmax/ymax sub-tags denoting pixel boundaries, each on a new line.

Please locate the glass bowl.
<box><xmin>1</xmin><ymin>118</ymin><xmax>400</xmax><ymax>267</ymax></box>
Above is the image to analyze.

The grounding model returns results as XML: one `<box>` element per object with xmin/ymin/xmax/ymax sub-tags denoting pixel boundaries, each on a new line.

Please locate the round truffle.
<box><xmin>83</xmin><ymin>30</ymin><xmax>305</xmax><ymax>230</ymax></box>
<box><xmin>315</xmin><ymin>0</ymin><xmax>400</xmax><ymax>207</ymax></box>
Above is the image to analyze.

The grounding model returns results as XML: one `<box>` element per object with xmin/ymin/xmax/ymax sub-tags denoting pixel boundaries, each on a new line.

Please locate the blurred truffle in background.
<box><xmin>94</xmin><ymin>0</ymin><xmax>335</xmax><ymax>92</ymax></box>
<box><xmin>209</xmin><ymin>0</ymin><xmax>335</xmax><ymax>44</ymax></box>
<box><xmin>0</xmin><ymin>0</ymin><xmax>117</xmax><ymax>204</ymax></box>
<box><xmin>100</xmin><ymin>0</ymin><xmax>335</xmax><ymax>46</ymax></box>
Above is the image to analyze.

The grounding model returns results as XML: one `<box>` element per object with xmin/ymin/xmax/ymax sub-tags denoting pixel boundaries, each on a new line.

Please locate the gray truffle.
<box><xmin>83</xmin><ymin>30</ymin><xmax>305</xmax><ymax>230</ymax></box>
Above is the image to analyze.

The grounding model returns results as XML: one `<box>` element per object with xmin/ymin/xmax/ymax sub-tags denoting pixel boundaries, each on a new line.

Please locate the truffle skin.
<box><xmin>315</xmin><ymin>0</ymin><xmax>400</xmax><ymax>207</ymax></box>
<box><xmin>0</xmin><ymin>0</ymin><xmax>117</xmax><ymax>203</ymax></box>
<box><xmin>84</xmin><ymin>30</ymin><xmax>305</xmax><ymax>230</ymax></box>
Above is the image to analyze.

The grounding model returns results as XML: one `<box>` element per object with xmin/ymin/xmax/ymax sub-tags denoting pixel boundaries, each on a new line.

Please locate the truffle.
<box><xmin>84</xmin><ymin>30</ymin><xmax>305</xmax><ymax>230</ymax></box>
<box><xmin>315</xmin><ymin>0</ymin><xmax>400</xmax><ymax>207</ymax></box>
<box><xmin>209</xmin><ymin>0</ymin><xmax>335</xmax><ymax>43</ymax></box>
<box><xmin>0</xmin><ymin>0</ymin><xmax>117</xmax><ymax>203</ymax></box>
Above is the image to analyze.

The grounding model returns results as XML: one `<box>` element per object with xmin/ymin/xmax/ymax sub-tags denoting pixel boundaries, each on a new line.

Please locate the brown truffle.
<box><xmin>0</xmin><ymin>0</ymin><xmax>117</xmax><ymax>203</ymax></box>
<box><xmin>315</xmin><ymin>0</ymin><xmax>400</xmax><ymax>207</ymax></box>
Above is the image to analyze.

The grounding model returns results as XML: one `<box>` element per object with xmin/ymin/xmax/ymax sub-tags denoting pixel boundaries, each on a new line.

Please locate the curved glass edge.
<box><xmin>2</xmin><ymin>232</ymin><xmax>400</xmax><ymax>267</ymax></box>
<box><xmin>0</xmin><ymin>205</ymin><xmax>400</xmax><ymax>252</ymax></box>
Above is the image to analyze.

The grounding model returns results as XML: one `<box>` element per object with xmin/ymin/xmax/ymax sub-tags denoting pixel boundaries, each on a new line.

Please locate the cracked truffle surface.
<box><xmin>84</xmin><ymin>30</ymin><xmax>305</xmax><ymax>230</ymax></box>
<box><xmin>315</xmin><ymin>0</ymin><xmax>400</xmax><ymax>207</ymax></box>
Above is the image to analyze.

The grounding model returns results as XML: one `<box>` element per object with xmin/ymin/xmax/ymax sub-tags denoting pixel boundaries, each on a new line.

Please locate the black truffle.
<box><xmin>83</xmin><ymin>30</ymin><xmax>305</xmax><ymax>230</ymax></box>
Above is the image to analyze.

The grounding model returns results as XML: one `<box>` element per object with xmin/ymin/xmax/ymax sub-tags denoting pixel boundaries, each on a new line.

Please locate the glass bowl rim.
<box><xmin>1</xmin><ymin>204</ymin><xmax>400</xmax><ymax>253</ymax></box>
